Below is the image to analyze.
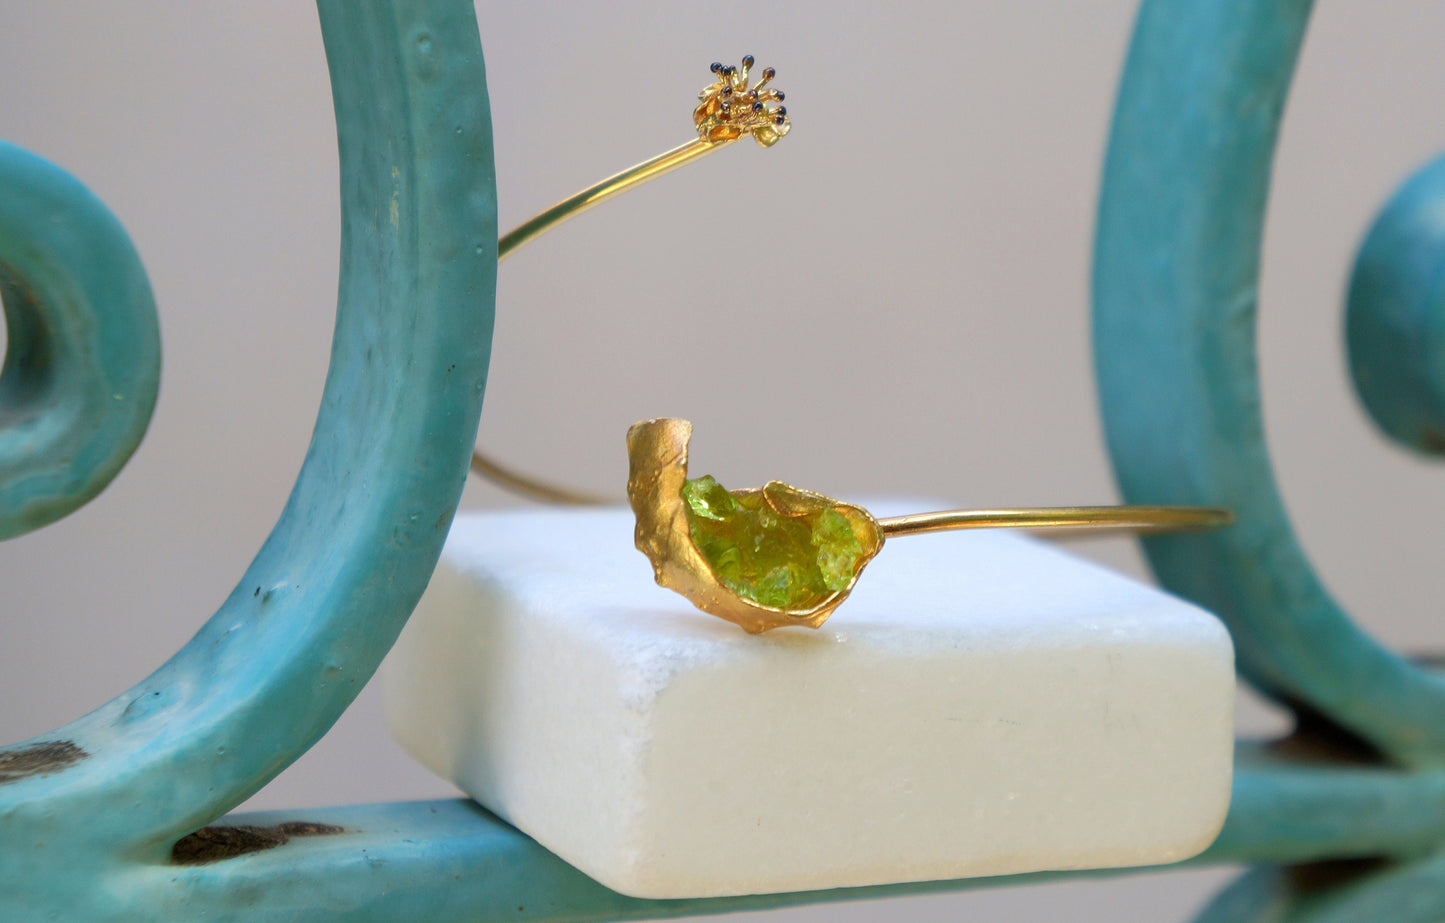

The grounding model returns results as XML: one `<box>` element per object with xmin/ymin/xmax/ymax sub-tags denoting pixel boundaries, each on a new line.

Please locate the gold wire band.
<box><xmin>876</xmin><ymin>505</ymin><xmax>1233</xmax><ymax>538</ymax></box>
<box><xmin>472</xmin><ymin>57</ymin><xmax>790</xmax><ymax>502</ymax></box>
<box><xmin>476</xmin><ymin>156</ymin><xmax>1237</xmax><ymax>534</ymax></box>
<box><xmin>468</xmin><ymin>449</ymin><xmax>609</xmax><ymax>506</ymax></box>
<box><xmin>498</xmin><ymin>139</ymin><xmax>728</xmax><ymax>260</ymax></box>
<box><xmin>470</xmin><ymin>140</ymin><xmax>732</xmax><ymax>504</ymax></box>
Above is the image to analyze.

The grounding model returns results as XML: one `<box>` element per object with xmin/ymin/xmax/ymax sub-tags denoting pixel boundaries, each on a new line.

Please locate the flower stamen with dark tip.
<box><xmin>694</xmin><ymin>56</ymin><xmax>790</xmax><ymax>147</ymax></box>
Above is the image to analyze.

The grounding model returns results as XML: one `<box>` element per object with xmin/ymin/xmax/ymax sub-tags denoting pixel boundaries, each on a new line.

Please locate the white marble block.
<box><xmin>384</xmin><ymin>505</ymin><xmax>1234</xmax><ymax>899</ymax></box>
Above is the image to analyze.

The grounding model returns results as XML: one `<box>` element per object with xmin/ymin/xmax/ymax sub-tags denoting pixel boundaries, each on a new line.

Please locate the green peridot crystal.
<box><xmin>681</xmin><ymin>474</ymin><xmax>869</xmax><ymax>611</ymax></box>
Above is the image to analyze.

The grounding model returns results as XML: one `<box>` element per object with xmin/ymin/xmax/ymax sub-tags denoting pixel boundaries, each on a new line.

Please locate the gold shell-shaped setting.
<box><xmin>626</xmin><ymin>418</ymin><xmax>883</xmax><ymax>633</ymax></box>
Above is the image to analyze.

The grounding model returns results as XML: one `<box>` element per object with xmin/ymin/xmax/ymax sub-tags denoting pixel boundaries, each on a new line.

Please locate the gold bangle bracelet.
<box><xmin>469</xmin><ymin>61</ymin><xmax>1233</xmax><ymax>634</ymax></box>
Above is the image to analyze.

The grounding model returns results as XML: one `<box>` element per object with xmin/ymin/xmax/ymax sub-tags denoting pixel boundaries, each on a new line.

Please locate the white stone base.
<box><xmin>383</xmin><ymin>505</ymin><xmax>1234</xmax><ymax>899</ymax></box>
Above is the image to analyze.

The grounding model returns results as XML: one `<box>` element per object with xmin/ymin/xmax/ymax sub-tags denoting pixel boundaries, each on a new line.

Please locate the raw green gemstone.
<box><xmin>681</xmin><ymin>475</ymin><xmax>867</xmax><ymax>610</ymax></box>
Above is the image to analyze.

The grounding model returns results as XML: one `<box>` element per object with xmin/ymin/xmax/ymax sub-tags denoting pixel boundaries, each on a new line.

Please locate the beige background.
<box><xmin>3</xmin><ymin>2</ymin><xmax>1445</xmax><ymax>920</ymax></box>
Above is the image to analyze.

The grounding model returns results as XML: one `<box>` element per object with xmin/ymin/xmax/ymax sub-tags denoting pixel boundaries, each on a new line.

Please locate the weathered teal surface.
<box><xmin>5</xmin><ymin>0</ymin><xmax>1445</xmax><ymax>919</ymax></box>
<box><xmin>0</xmin><ymin>140</ymin><xmax>160</xmax><ymax>539</ymax></box>
<box><xmin>1347</xmin><ymin>151</ymin><xmax>1445</xmax><ymax>454</ymax></box>
<box><xmin>0</xmin><ymin>0</ymin><xmax>497</xmax><ymax>917</ymax></box>
<box><xmin>1096</xmin><ymin>0</ymin><xmax>1445</xmax><ymax>917</ymax></box>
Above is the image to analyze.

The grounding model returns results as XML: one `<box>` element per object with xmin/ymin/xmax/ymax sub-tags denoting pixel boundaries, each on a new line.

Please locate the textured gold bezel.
<box><xmin>626</xmin><ymin>418</ymin><xmax>882</xmax><ymax>633</ymax></box>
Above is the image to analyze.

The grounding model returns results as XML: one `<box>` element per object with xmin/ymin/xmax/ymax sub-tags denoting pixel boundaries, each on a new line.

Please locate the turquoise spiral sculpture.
<box><xmin>0</xmin><ymin>140</ymin><xmax>160</xmax><ymax>540</ymax></box>
<box><xmin>5</xmin><ymin>0</ymin><xmax>1445</xmax><ymax>919</ymax></box>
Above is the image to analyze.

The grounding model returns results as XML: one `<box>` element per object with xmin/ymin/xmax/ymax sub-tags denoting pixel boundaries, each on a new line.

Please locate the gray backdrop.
<box><xmin>3</xmin><ymin>2</ymin><xmax>1444</xmax><ymax>920</ymax></box>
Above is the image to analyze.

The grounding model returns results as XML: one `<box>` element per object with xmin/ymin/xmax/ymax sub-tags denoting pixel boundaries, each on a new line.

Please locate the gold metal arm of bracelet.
<box><xmin>471</xmin><ymin>57</ymin><xmax>787</xmax><ymax>503</ymax></box>
<box><xmin>875</xmin><ymin>505</ymin><xmax>1233</xmax><ymax>538</ymax></box>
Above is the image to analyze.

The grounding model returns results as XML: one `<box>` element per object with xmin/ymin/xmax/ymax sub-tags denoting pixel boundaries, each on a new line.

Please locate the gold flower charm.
<box><xmin>693</xmin><ymin>56</ymin><xmax>790</xmax><ymax>147</ymax></box>
<box><xmin>627</xmin><ymin>418</ymin><xmax>883</xmax><ymax>633</ymax></box>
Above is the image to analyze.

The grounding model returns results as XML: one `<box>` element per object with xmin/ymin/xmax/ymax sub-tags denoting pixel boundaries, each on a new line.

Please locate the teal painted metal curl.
<box><xmin>1096</xmin><ymin>0</ymin><xmax>1445</xmax><ymax>917</ymax></box>
<box><xmin>1094</xmin><ymin>0</ymin><xmax>1445</xmax><ymax>767</ymax></box>
<box><xmin>72</xmin><ymin>752</ymin><xmax>1445</xmax><ymax>921</ymax></box>
<box><xmin>1194</xmin><ymin>851</ymin><xmax>1445</xmax><ymax>923</ymax></box>
<box><xmin>0</xmin><ymin>0</ymin><xmax>495</xmax><ymax>916</ymax></box>
<box><xmin>0</xmin><ymin>140</ymin><xmax>160</xmax><ymax>539</ymax></box>
<box><xmin>1347</xmin><ymin>151</ymin><xmax>1445</xmax><ymax>454</ymax></box>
